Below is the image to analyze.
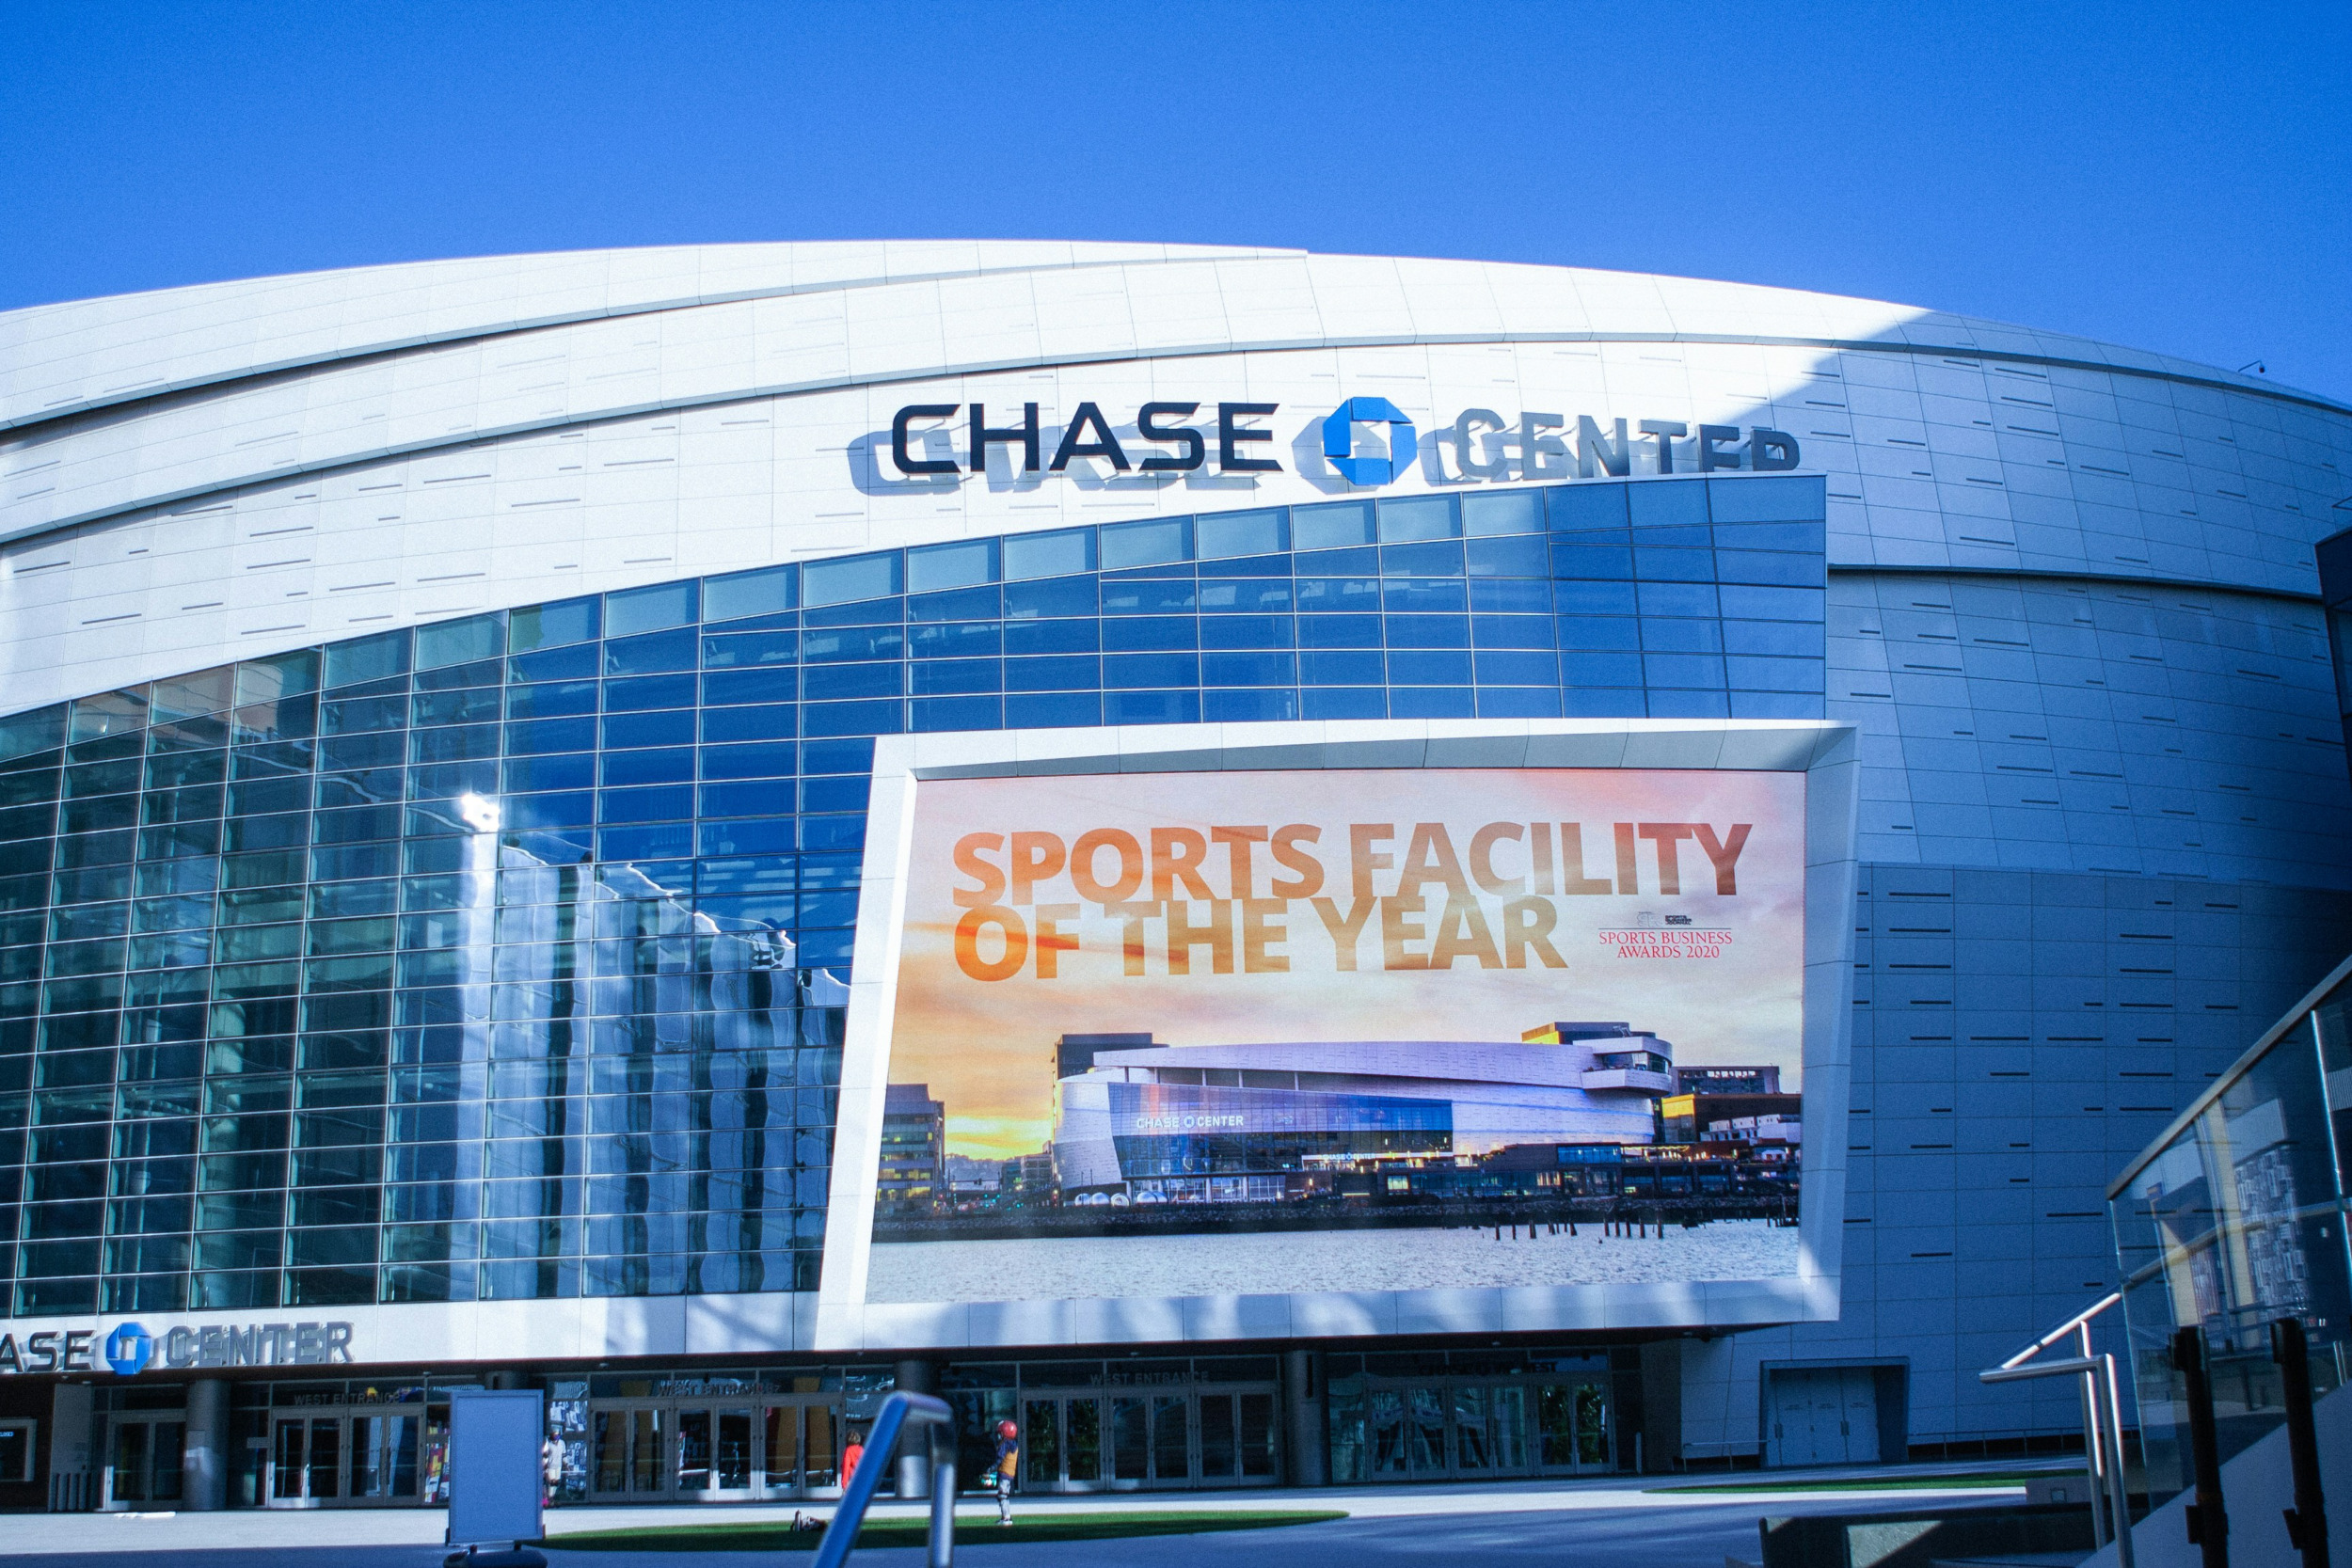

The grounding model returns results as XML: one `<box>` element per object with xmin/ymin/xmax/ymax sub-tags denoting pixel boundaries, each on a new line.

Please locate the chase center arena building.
<box><xmin>0</xmin><ymin>242</ymin><xmax>2346</xmax><ymax>1509</ymax></box>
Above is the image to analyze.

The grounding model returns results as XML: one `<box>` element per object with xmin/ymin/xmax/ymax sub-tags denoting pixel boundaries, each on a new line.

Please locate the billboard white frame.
<box><xmin>817</xmin><ymin>717</ymin><xmax>1859</xmax><ymax>1352</ymax></box>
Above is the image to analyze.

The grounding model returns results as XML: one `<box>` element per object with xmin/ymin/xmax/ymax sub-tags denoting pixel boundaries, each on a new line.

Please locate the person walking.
<box><xmin>841</xmin><ymin>1431</ymin><xmax>866</xmax><ymax>1491</ymax></box>
<box><xmin>541</xmin><ymin>1434</ymin><xmax>564</xmax><ymax>1504</ymax></box>
<box><xmin>991</xmin><ymin>1419</ymin><xmax>1020</xmax><ymax>1526</ymax></box>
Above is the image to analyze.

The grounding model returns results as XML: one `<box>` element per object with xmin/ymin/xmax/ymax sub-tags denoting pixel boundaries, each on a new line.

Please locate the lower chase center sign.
<box><xmin>0</xmin><ymin>1321</ymin><xmax>356</xmax><ymax>1374</ymax></box>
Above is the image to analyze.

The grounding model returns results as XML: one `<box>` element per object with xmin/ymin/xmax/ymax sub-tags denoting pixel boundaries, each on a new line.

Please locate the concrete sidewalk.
<box><xmin>0</xmin><ymin>1461</ymin><xmax>2053</xmax><ymax>1565</ymax></box>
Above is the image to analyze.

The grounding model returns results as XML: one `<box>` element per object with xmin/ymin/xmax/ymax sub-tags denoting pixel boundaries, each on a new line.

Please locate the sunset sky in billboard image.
<box><xmin>884</xmin><ymin>768</ymin><xmax>1808</xmax><ymax>1164</ymax></box>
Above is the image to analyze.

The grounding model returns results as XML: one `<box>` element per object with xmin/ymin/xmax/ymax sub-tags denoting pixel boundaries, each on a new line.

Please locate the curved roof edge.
<box><xmin>4</xmin><ymin>243</ymin><xmax>2339</xmax><ymax>438</ymax></box>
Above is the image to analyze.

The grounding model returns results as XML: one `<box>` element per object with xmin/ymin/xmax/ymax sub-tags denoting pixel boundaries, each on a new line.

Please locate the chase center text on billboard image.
<box><xmin>866</xmin><ymin>768</ymin><xmax>1808</xmax><ymax>1307</ymax></box>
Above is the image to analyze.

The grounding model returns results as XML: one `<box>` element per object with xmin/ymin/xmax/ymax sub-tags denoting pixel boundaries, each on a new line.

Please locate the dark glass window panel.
<box><xmin>1199</xmin><ymin>615</ymin><xmax>1293</xmax><ymax>650</ymax></box>
<box><xmin>1644</xmin><ymin>653</ymin><xmax>1726</xmax><ymax>689</ymax></box>
<box><xmin>413</xmin><ymin>686</ymin><xmax>503</xmax><ymax>731</ymax></box>
<box><xmin>1389</xmin><ymin>650</ymin><xmax>1472</xmax><ymax>686</ymax></box>
<box><xmin>501</xmin><ymin>752</ymin><xmax>594</xmax><ymax>793</ymax></box>
<box><xmin>1637</xmin><ymin>582</ymin><xmax>1719</xmax><ymax>617</ymax></box>
<box><xmin>1470</xmin><ymin>615</ymin><xmax>1556</xmax><ymax>650</ymax></box>
<box><xmin>311</xmin><ymin>843</ymin><xmax>400</xmax><ymax>883</ymax></box>
<box><xmin>319</xmin><ymin>732</ymin><xmax>405</xmax><ymax>774</ymax></box>
<box><xmin>598</xmin><ymin>785</ymin><xmax>693</xmax><ymax>825</ymax></box>
<box><xmin>503</xmin><ymin>799</ymin><xmax>597</xmax><ymax>832</ymax></box>
<box><xmin>410</xmin><ymin>724</ymin><xmax>499</xmax><ymax>766</ymax></box>
<box><xmin>229</xmin><ymin>775</ymin><xmax>311</xmax><ymax>816</ymax></box>
<box><xmin>1003</xmin><ymin>619</ymin><xmax>1098</xmax><ymax>656</ymax></box>
<box><xmin>698</xmin><ymin>743</ymin><xmax>797</xmax><ymax>782</ymax></box>
<box><xmin>1634</xmin><ymin>547</ymin><xmax>1715</xmax><ymax>581</ymax></box>
<box><xmin>696</xmin><ymin>817</ymin><xmax>795</xmax><ymax>855</ymax></box>
<box><xmin>909</xmin><ymin>659</ymin><xmax>999</xmax><ymax>698</ymax></box>
<box><xmin>1385</xmin><ymin>615</ymin><xmax>1470</xmax><ymax>649</ymax></box>
<box><xmin>45</xmin><ymin>938</ymin><xmax>126</xmax><ymax>978</ymax></box>
<box><xmin>803</xmin><ymin>738</ymin><xmax>873</xmax><ymax>775</ymax></box>
<box><xmin>801</xmin><ymin>701</ymin><xmax>900</xmax><ymax>738</ymax></box>
<box><xmin>604</xmin><ymin>628</ymin><xmax>699</xmax><ymax>676</ymax></box>
<box><xmin>313</xmin><ymin>767</ymin><xmax>403</xmax><ymax>808</ymax></box>
<box><xmin>112</xmin><ymin>1155</ymin><xmax>196</xmax><ymax>1196</ymax></box>
<box><xmin>1000</xmin><ymin>575</ymin><xmax>1098</xmax><ymax>620</ymax></box>
<box><xmin>1009</xmin><ymin>655</ymin><xmax>1106</xmax><ymax>691</ymax></box>
<box><xmin>1712</xmin><ymin>519</ymin><xmax>1824</xmax><ymax>548</ymax></box>
<box><xmin>66</xmin><ymin>756</ymin><xmax>144</xmax><ymax>798</ymax></box>
<box><xmin>1100</xmin><ymin>578</ymin><xmax>1197</xmax><ymax>616</ymax></box>
<box><xmin>1004</xmin><ymin>691</ymin><xmax>1101</xmax><ymax>729</ymax></box>
<box><xmin>1642</xmin><ymin>620</ymin><xmax>1724</xmax><ymax>653</ymax></box>
<box><xmin>1628</xmin><ymin>480</ymin><xmax>1709</xmax><ymax>528</ymax></box>
<box><xmin>1199</xmin><ymin>578</ymin><xmax>1294</xmax><ymax>613</ymax></box>
<box><xmin>1298</xmin><ymin>649</ymin><xmax>1387</xmax><ymax>687</ymax></box>
<box><xmin>1473</xmin><ymin>651</ymin><xmax>1562</xmax><ymax>686</ymax></box>
<box><xmin>321</xmin><ymin>693</ymin><xmax>409</xmax><ymax>735</ymax></box>
<box><xmin>1105</xmin><ymin>690</ymin><xmax>1200</xmax><ymax>725</ymax></box>
<box><xmin>604</xmin><ymin>673</ymin><xmax>697</xmax><ymax>712</ymax></box>
<box><xmin>146</xmin><ymin>749</ymin><xmax>228</xmax><ymax>792</ymax></box>
<box><xmin>700</xmin><ymin>631</ymin><xmax>799</xmax><ymax>671</ymax></box>
<box><xmin>1202</xmin><ymin>689</ymin><xmax>1301</xmax><ymax>723</ymax></box>
<box><xmin>1548</xmin><ymin>483</ymin><xmax>1631</xmax><ymax>531</ymax></box>
<box><xmin>802</xmin><ymin>625</ymin><xmax>904</xmax><ymax>663</ymax></box>
<box><xmin>43</xmin><ymin>974</ymin><xmax>126</xmax><ymax>1013</ymax></box>
<box><xmin>1550</xmin><ymin>545</ymin><xmax>1633</xmax><ymax>578</ymax></box>
<box><xmin>1380</xmin><ymin>541</ymin><xmax>1464</xmax><ymax>578</ymax></box>
<box><xmin>1724</xmin><ymin>619</ymin><xmax>1822</xmax><ymax>656</ymax></box>
<box><xmin>695</xmin><ymin>783</ymin><xmax>787</xmax><ymax>822</ymax></box>
<box><xmin>1564</xmin><ymin>652</ymin><xmax>1646</xmax><ymax>687</ymax></box>
<box><xmin>1388</xmin><ymin>688</ymin><xmax>1476</xmax><ymax>719</ymax></box>
<box><xmin>601</xmin><ymin>748</ymin><xmax>694</xmax><ymax>787</ymax></box>
<box><xmin>1718</xmin><ymin>584</ymin><xmax>1824</xmax><ymax>620</ymax></box>
<box><xmin>907</xmin><ymin>584</ymin><xmax>1001</xmax><ymax>623</ymax></box>
<box><xmin>22</xmin><ymin>1239</ymin><xmax>102</xmax><ymax>1275</ymax></box>
<box><xmin>501</xmin><ymin>720</ymin><xmax>595</xmax><ymax>762</ymax></box>
<box><xmin>68</xmin><ymin>732</ymin><xmax>146</xmax><ymax>767</ymax></box>
<box><xmin>1102</xmin><ymin>654</ymin><xmax>1195</xmax><ymax>689</ymax></box>
<box><xmin>507</xmin><ymin>641</ymin><xmax>601</xmax><ymax>683</ymax></box>
<box><xmin>50</xmin><ymin>901</ymin><xmax>129</xmax><ymax>942</ymax></box>
<box><xmin>1647</xmin><ymin>689</ymin><xmax>1731</xmax><ymax>719</ymax></box>
<box><xmin>62</xmin><ymin>796</ymin><xmax>139</xmax><ymax>835</ymax></box>
<box><xmin>801</xmin><ymin>776</ymin><xmax>871</xmax><ymax>815</ymax></box>
<box><xmin>697</xmin><ymin>705</ymin><xmax>798</xmax><ymax>744</ymax></box>
<box><xmin>1731</xmin><ymin>690</ymin><xmax>1821</xmax><ymax>719</ymax></box>
<box><xmin>506</xmin><ymin>679</ymin><xmax>600</xmax><ymax>721</ymax></box>
<box><xmin>1095</xmin><ymin>618</ymin><xmax>1191</xmax><ymax>655</ymax></box>
<box><xmin>601</xmin><ymin>709</ymin><xmax>696</xmax><ymax>750</ymax></box>
<box><xmin>1295</xmin><ymin>615</ymin><xmax>1381</xmax><ymax>651</ymax></box>
<box><xmin>1714</xmin><ymin>549</ymin><xmax>1826</xmax><ymax>587</ymax></box>
<box><xmin>802</xmin><ymin>662</ymin><xmax>903</xmax><ymax>702</ymax></box>
<box><xmin>312</xmin><ymin>806</ymin><xmax>400</xmax><ymax>847</ymax></box>
<box><xmin>907</xmin><ymin>621</ymin><xmax>1002</xmax><ymax>660</ymax></box>
<box><xmin>1201</xmin><ymin>651</ymin><xmax>1295</xmax><ymax>688</ymax></box>
<box><xmin>0</xmin><ymin>768</ymin><xmax>62</xmax><ymax>809</ymax></box>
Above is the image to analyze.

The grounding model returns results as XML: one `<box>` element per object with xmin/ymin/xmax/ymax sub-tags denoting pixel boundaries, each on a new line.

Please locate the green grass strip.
<box><xmin>548</xmin><ymin>1508</ymin><xmax>1350</xmax><ymax>1553</ymax></box>
<box><xmin>1648</xmin><ymin>1471</ymin><xmax>2039</xmax><ymax>1495</ymax></box>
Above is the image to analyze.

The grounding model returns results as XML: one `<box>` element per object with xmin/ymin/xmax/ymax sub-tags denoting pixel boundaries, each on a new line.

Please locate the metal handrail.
<box><xmin>1979</xmin><ymin>1291</ymin><xmax>2133</xmax><ymax>1568</ymax></box>
<box><xmin>813</xmin><ymin>1391</ymin><xmax>959</xmax><ymax>1568</ymax></box>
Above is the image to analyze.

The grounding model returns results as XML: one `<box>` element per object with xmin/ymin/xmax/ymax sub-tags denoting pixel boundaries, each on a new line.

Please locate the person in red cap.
<box><xmin>991</xmin><ymin>1419</ymin><xmax>1021</xmax><ymax>1526</ymax></box>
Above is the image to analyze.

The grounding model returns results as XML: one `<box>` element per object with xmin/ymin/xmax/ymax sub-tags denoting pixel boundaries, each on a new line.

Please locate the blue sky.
<box><xmin>4</xmin><ymin>1</ymin><xmax>2346</xmax><ymax>401</ymax></box>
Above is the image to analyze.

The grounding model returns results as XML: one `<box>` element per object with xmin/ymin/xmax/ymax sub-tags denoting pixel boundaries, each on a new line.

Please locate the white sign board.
<box><xmin>448</xmin><ymin>1389</ymin><xmax>544</xmax><ymax>1546</ymax></box>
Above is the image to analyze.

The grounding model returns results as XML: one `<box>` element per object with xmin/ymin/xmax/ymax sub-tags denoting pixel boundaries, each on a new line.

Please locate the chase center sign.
<box><xmin>890</xmin><ymin>397</ymin><xmax>1801</xmax><ymax>483</ymax></box>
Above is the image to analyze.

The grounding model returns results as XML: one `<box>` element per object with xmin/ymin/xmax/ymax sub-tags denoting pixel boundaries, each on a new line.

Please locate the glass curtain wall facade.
<box><xmin>2107</xmin><ymin>954</ymin><xmax>2352</xmax><ymax>1508</ymax></box>
<box><xmin>0</xmin><ymin>475</ymin><xmax>1826</xmax><ymax>1318</ymax></box>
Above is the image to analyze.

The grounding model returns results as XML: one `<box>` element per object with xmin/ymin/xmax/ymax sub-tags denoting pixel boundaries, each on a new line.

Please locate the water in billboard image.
<box><xmin>866</xmin><ymin>768</ymin><xmax>1807</xmax><ymax>1305</ymax></box>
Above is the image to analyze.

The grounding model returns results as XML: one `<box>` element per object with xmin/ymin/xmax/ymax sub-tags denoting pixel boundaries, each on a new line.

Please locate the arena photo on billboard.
<box><xmin>856</xmin><ymin>757</ymin><xmax>1815</xmax><ymax>1311</ymax></box>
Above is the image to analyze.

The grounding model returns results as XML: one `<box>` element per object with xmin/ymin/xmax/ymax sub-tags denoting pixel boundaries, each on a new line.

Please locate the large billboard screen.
<box><xmin>852</xmin><ymin>765</ymin><xmax>1814</xmax><ymax>1323</ymax></box>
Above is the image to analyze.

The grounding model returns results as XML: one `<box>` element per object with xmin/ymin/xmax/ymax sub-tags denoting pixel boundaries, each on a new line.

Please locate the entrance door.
<box><xmin>674</xmin><ymin>1406</ymin><xmax>756</xmax><ymax>1497</ymax></box>
<box><xmin>1535</xmin><ymin>1382</ymin><xmax>1612</xmax><ymax>1473</ymax></box>
<box><xmin>592</xmin><ymin>1408</ymin><xmax>668</xmax><ymax>1498</ymax></box>
<box><xmin>763</xmin><ymin>1402</ymin><xmax>841</xmax><ymax>1495</ymax></box>
<box><xmin>105</xmin><ymin>1418</ymin><xmax>185</xmax><ymax>1508</ymax></box>
<box><xmin>1194</xmin><ymin>1391</ymin><xmax>1278</xmax><ymax>1483</ymax></box>
<box><xmin>1766</xmin><ymin>1368</ymin><xmax>1880</xmax><ymax>1467</ymax></box>
<box><xmin>352</xmin><ymin>1415</ymin><xmax>421</xmax><ymax>1503</ymax></box>
<box><xmin>269</xmin><ymin>1416</ymin><xmax>343</xmax><ymax>1505</ymax></box>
